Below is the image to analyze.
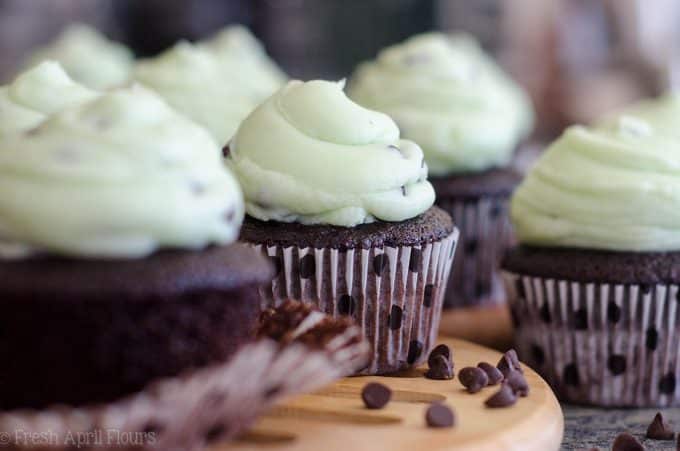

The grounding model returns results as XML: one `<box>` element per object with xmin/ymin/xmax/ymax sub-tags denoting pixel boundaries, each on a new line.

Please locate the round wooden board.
<box><xmin>211</xmin><ymin>337</ymin><xmax>563</xmax><ymax>451</ymax></box>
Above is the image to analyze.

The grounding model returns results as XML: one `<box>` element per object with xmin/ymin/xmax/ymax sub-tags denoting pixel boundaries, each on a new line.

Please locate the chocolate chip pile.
<box><xmin>360</xmin><ymin>345</ymin><xmax>530</xmax><ymax>429</ymax></box>
<box><xmin>584</xmin><ymin>412</ymin><xmax>678</xmax><ymax>450</ymax></box>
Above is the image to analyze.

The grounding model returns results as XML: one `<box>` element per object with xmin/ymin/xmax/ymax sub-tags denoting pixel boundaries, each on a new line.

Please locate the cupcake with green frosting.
<box><xmin>230</xmin><ymin>79</ymin><xmax>459</xmax><ymax>374</ymax></box>
<box><xmin>134</xmin><ymin>25</ymin><xmax>286</xmax><ymax>146</ymax></box>
<box><xmin>25</xmin><ymin>24</ymin><xmax>133</xmax><ymax>90</ymax></box>
<box><xmin>349</xmin><ymin>32</ymin><xmax>534</xmax><ymax>309</ymax></box>
<box><xmin>0</xmin><ymin>61</ymin><xmax>98</xmax><ymax>138</ymax></box>
<box><xmin>503</xmin><ymin>94</ymin><xmax>680</xmax><ymax>407</ymax></box>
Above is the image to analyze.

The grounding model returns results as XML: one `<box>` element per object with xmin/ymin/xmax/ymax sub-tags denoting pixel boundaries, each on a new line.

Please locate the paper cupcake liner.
<box><xmin>0</xmin><ymin>307</ymin><xmax>369</xmax><ymax>451</ymax></box>
<box><xmin>504</xmin><ymin>271</ymin><xmax>680</xmax><ymax>407</ymax></box>
<box><xmin>248</xmin><ymin>229</ymin><xmax>459</xmax><ymax>375</ymax></box>
<box><xmin>437</xmin><ymin>196</ymin><xmax>513</xmax><ymax>308</ymax></box>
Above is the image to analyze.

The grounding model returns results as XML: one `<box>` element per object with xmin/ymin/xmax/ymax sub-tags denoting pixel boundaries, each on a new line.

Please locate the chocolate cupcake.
<box><xmin>349</xmin><ymin>32</ymin><xmax>533</xmax><ymax>308</ymax></box>
<box><xmin>503</xmin><ymin>96</ymin><xmax>680</xmax><ymax>406</ymax></box>
<box><xmin>0</xmin><ymin>84</ymin><xmax>269</xmax><ymax>409</ymax></box>
<box><xmin>229</xmin><ymin>80</ymin><xmax>459</xmax><ymax>374</ymax></box>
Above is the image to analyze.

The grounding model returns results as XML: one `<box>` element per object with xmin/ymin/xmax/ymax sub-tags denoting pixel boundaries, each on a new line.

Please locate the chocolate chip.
<box><xmin>608</xmin><ymin>302</ymin><xmax>622</xmax><ymax>324</ymax></box>
<box><xmin>426</xmin><ymin>355</ymin><xmax>454</xmax><ymax>380</ymax></box>
<box><xmin>428</xmin><ymin>344</ymin><xmax>451</xmax><ymax>368</ymax></box>
<box><xmin>224</xmin><ymin>209</ymin><xmax>236</xmax><ymax>222</ymax></box>
<box><xmin>459</xmin><ymin>367</ymin><xmax>488</xmax><ymax>393</ymax></box>
<box><xmin>361</xmin><ymin>382</ymin><xmax>392</xmax><ymax>409</ymax></box>
<box><xmin>373</xmin><ymin>254</ymin><xmax>388</xmax><ymax>275</ymax></box>
<box><xmin>540</xmin><ymin>303</ymin><xmax>552</xmax><ymax>323</ymax></box>
<box><xmin>388</xmin><ymin>144</ymin><xmax>401</xmax><ymax>154</ymax></box>
<box><xmin>506</xmin><ymin>371</ymin><xmax>529</xmax><ymax>397</ymax></box>
<box><xmin>646</xmin><ymin>412</ymin><xmax>674</xmax><ymax>440</ymax></box>
<box><xmin>299</xmin><ymin>254</ymin><xmax>315</xmax><ymax>279</ymax></box>
<box><xmin>401</xmin><ymin>185</ymin><xmax>407</xmax><ymax>196</ymax></box>
<box><xmin>564</xmin><ymin>363</ymin><xmax>581</xmax><ymax>387</ymax></box>
<box><xmin>269</xmin><ymin>256</ymin><xmax>282</xmax><ymax>277</ymax></box>
<box><xmin>497</xmin><ymin>349</ymin><xmax>523</xmax><ymax>376</ymax></box>
<box><xmin>646</xmin><ymin>327</ymin><xmax>659</xmax><ymax>351</ymax></box>
<box><xmin>222</xmin><ymin>146</ymin><xmax>230</xmax><ymax>158</ymax></box>
<box><xmin>389</xmin><ymin>305</ymin><xmax>403</xmax><ymax>330</ymax></box>
<box><xmin>485</xmin><ymin>383</ymin><xmax>517</xmax><ymax>408</ymax></box>
<box><xmin>477</xmin><ymin>362</ymin><xmax>504</xmax><ymax>385</ymax></box>
<box><xmin>425</xmin><ymin>403</ymin><xmax>455</xmax><ymax>428</ymax></box>
<box><xmin>409</xmin><ymin>249</ymin><xmax>422</xmax><ymax>272</ymax></box>
<box><xmin>531</xmin><ymin>344</ymin><xmax>546</xmax><ymax>366</ymax></box>
<box><xmin>574</xmin><ymin>308</ymin><xmax>588</xmax><ymax>330</ymax></box>
<box><xmin>608</xmin><ymin>355</ymin><xmax>627</xmax><ymax>375</ymax></box>
<box><xmin>612</xmin><ymin>432</ymin><xmax>644</xmax><ymax>451</ymax></box>
<box><xmin>660</xmin><ymin>372</ymin><xmax>676</xmax><ymax>395</ymax></box>
<box><xmin>423</xmin><ymin>284</ymin><xmax>434</xmax><ymax>307</ymax></box>
<box><xmin>338</xmin><ymin>294</ymin><xmax>356</xmax><ymax>316</ymax></box>
<box><xmin>407</xmin><ymin>340</ymin><xmax>423</xmax><ymax>364</ymax></box>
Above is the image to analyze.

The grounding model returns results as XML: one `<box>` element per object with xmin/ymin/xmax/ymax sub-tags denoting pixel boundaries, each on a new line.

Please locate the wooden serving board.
<box><xmin>211</xmin><ymin>338</ymin><xmax>563</xmax><ymax>451</ymax></box>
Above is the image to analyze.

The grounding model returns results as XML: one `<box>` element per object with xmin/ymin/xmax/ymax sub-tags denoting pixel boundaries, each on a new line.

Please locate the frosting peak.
<box><xmin>349</xmin><ymin>32</ymin><xmax>534</xmax><ymax>175</ymax></box>
<box><xmin>229</xmin><ymin>80</ymin><xmax>435</xmax><ymax>227</ymax></box>
<box><xmin>0</xmin><ymin>85</ymin><xmax>244</xmax><ymax>259</ymax></box>
<box><xmin>0</xmin><ymin>61</ymin><xmax>98</xmax><ymax>138</ymax></box>
<box><xmin>25</xmin><ymin>24</ymin><xmax>133</xmax><ymax>90</ymax></box>
<box><xmin>512</xmin><ymin>99</ymin><xmax>680</xmax><ymax>252</ymax></box>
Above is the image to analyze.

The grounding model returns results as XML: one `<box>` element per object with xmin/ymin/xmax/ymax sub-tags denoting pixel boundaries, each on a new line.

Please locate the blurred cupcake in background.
<box><xmin>134</xmin><ymin>25</ymin><xmax>286</xmax><ymax>146</ymax></box>
<box><xmin>24</xmin><ymin>24</ymin><xmax>133</xmax><ymax>90</ymax></box>
<box><xmin>0</xmin><ymin>61</ymin><xmax>98</xmax><ymax>138</ymax></box>
<box><xmin>229</xmin><ymin>79</ymin><xmax>458</xmax><ymax>374</ymax></box>
<box><xmin>349</xmin><ymin>32</ymin><xmax>534</xmax><ymax>309</ymax></box>
<box><xmin>504</xmin><ymin>94</ymin><xmax>680</xmax><ymax>406</ymax></box>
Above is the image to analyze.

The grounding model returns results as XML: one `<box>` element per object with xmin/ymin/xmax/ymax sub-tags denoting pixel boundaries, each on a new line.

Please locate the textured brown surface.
<box><xmin>0</xmin><ymin>244</ymin><xmax>273</xmax><ymax>409</ymax></box>
<box><xmin>503</xmin><ymin>245</ymin><xmax>680</xmax><ymax>284</ymax></box>
<box><xmin>240</xmin><ymin>206</ymin><xmax>454</xmax><ymax>250</ymax></box>
<box><xmin>430</xmin><ymin>167</ymin><xmax>523</xmax><ymax>200</ymax></box>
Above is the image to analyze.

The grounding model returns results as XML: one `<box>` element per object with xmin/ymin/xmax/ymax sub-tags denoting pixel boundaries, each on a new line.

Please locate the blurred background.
<box><xmin>0</xmin><ymin>0</ymin><xmax>678</xmax><ymax>139</ymax></box>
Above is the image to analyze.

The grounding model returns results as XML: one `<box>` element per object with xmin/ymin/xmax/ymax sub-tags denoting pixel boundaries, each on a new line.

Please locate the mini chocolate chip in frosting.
<box><xmin>646</xmin><ymin>412</ymin><xmax>675</xmax><ymax>440</ymax></box>
<box><xmin>612</xmin><ymin>432</ymin><xmax>644</xmax><ymax>451</ymax></box>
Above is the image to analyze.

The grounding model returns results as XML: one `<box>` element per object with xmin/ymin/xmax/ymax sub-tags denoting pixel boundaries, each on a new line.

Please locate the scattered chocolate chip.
<box><xmin>647</xmin><ymin>412</ymin><xmax>675</xmax><ymax>440</ymax></box>
<box><xmin>361</xmin><ymin>382</ymin><xmax>392</xmax><ymax>409</ymax></box>
<box><xmin>612</xmin><ymin>432</ymin><xmax>644</xmax><ymax>451</ymax></box>
<box><xmin>477</xmin><ymin>362</ymin><xmax>504</xmax><ymax>385</ymax></box>
<box><xmin>485</xmin><ymin>383</ymin><xmax>517</xmax><ymax>408</ymax></box>
<box><xmin>506</xmin><ymin>371</ymin><xmax>529</xmax><ymax>397</ymax></box>
<box><xmin>459</xmin><ymin>367</ymin><xmax>488</xmax><ymax>393</ymax></box>
<box><xmin>428</xmin><ymin>344</ymin><xmax>451</xmax><ymax>368</ymax></box>
<box><xmin>425</xmin><ymin>403</ymin><xmax>455</xmax><ymax>428</ymax></box>
<box><xmin>497</xmin><ymin>349</ymin><xmax>523</xmax><ymax>376</ymax></box>
<box><xmin>426</xmin><ymin>355</ymin><xmax>454</xmax><ymax>380</ymax></box>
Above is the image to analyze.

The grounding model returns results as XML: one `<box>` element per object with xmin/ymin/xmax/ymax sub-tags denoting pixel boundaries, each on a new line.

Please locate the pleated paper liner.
<box><xmin>505</xmin><ymin>272</ymin><xmax>680</xmax><ymax>407</ymax></box>
<box><xmin>249</xmin><ymin>229</ymin><xmax>458</xmax><ymax>375</ymax></box>
<box><xmin>0</xmin><ymin>302</ymin><xmax>370</xmax><ymax>451</ymax></box>
<box><xmin>437</xmin><ymin>196</ymin><xmax>514</xmax><ymax>309</ymax></box>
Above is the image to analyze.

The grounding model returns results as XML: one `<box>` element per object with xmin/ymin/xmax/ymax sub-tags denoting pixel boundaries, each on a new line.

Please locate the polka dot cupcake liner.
<box><xmin>504</xmin><ymin>272</ymin><xmax>680</xmax><ymax>407</ymax></box>
<box><xmin>0</xmin><ymin>311</ymin><xmax>369</xmax><ymax>451</ymax></box>
<box><xmin>437</xmin><ymin>196</ymin><xmax>514</xmax><ymax>308</ymax></box>
<box><xmin>249</xmin><ymin>229</ymin><xmax>459</xmax><ymax>375</ymax></box>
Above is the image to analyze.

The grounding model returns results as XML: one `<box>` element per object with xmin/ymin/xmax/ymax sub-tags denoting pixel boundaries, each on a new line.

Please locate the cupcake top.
<box><xmin>348</xmin><ymin>32</ymin><xmax>533</xmax><ymax>176</ymax></box>
<box><xmin>25</xmin><ymin>24</ymin><xmax>133</xmax><ymax>90</ymax></box>
<box><xmin>228</xmin><ymin>79</ymin><xmax>435</xmax><ymax>227</ymax></box>
<box><xmin>134</xmin><ymin>25</ymin><xmax>286</xmax><ymax>145</ymax></box>
<box><xmin>0</xmin><ymin>85</ymin><xmax>243</xmax><ymax>259</ymax></box>
<box><xmin>0</xmin><ymin>61</ymin><xmax>98</xmax><ymax>138</ymax></box>
<box><xmin>512</xmin><ymin>107</ymin><xmax>680</xmax><ymax>252</ymax></box>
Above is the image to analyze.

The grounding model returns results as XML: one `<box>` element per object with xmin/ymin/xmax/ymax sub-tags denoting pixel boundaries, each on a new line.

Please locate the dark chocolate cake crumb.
<box><xmin>425</xmin><ymin>403</ymin><xmax>455</xmax><ymax>428</ymax></box>
<box><xmin>425</xmin><ymin>355</ymin><xmax>454</xmax><ymax>380</ymax></box>
<box><xmin>612</xmin><ymin>432</ymin><xmax>645</xmax><ymax>451</ymax></box>
<box><xmin>477</xmin><ymin>362</ymin><xmax>504</xmax><ymax>385</ymax></box>
<box><xmin>459</xmin><ymin>367</ymin><xmax>488</xmax><ymax>393</ymax></box>
<box><xmin>646</xmin><ymin>412</ymin><xmax>675</xmax><ymax>440</ymax></box>
<box><xmin>485</xmin><ymin>383</ymin><xmax>517</xmax><ymax>408</ymax></box>
<box><xmin>361</xmin><ymin>382</ymin><xmax>392</xmax><ymax>409</ymax></box>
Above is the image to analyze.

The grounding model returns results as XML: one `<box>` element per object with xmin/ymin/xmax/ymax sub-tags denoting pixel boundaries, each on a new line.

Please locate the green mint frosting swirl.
<box><xmin>0</xmin><ymin>85</ymin><xmax>244</xmax><ymax>259</ymax></box>
<box><xmin>134</xmin><ymin>25</ymin><xmax>286</xmax><ymax>145</ymax></box>
<box><xmin>229</xmin><ymin>80</ymin><xmax>435</xmax><ymax>227</ymax></box>
<box><xmin>512</xmin><ymin>99</ymin><xmax>680</xmax><ymax>252</ymax></box>
<box><xmin>349</xmin><ymin>32</ymin><xmax>533</xmax><ymax>175</ymax></box>
<box><xmin>0</xmin><ymin>61</ymin><xmax>98</xmax><ymax>139</ymax></box>
<box><xmin>25</xmin><ymin>24</ymin><xmax>133</xmax><ymax>90</ymax></box>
